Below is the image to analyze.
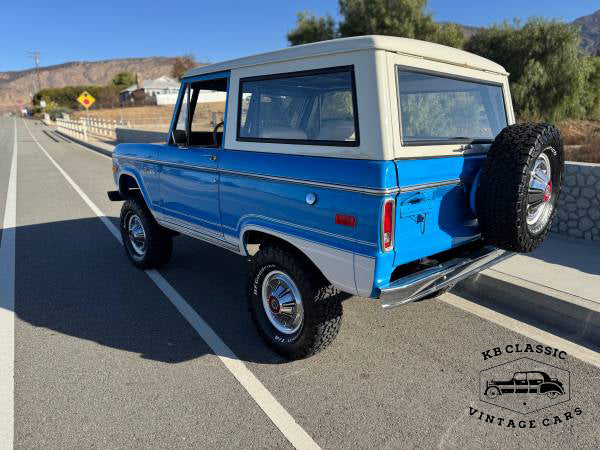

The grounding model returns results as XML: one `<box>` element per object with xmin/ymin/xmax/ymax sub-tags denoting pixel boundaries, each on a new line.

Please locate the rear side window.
<box><xmin>237</xmin><ymin>67</ymin><xmax>359</xmax><ymax>146</ymax></box>
<box><xmin>397</xmin><ymin>69</ymin><xmax>507</xmax><ymax>146</ymax></box>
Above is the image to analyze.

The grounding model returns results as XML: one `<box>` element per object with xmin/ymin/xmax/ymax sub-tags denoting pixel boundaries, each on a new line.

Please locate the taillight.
<box><xmin>382</xmin><ymin>199</ymin><xmax>395</xmax><ymax>252</ymax></box>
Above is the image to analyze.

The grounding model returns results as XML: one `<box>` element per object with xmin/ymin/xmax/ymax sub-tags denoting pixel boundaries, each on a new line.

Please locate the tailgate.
<box><xmin>392</xmin><ymin>155</ymin><xmax>485</xmax><ymax>267</ymax></box>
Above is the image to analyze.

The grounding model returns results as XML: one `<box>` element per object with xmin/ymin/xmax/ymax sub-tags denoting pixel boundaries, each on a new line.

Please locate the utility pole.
<box><xmin>27</xmin><ymin>51</ymin><xmax>43</xmax><ymax>93</ymax></box>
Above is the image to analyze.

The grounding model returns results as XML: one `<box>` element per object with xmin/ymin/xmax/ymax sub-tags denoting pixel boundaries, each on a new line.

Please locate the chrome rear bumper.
<box><xmin>378</xmin><ymin>245</ymin><xmax>513</xmax><ymax>308</ymax></box>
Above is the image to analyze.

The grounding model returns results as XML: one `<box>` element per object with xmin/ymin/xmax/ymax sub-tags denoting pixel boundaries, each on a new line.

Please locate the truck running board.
<box><xmin>378</xmin><ymin>245</ymin><xmax>513</xmax><ymax>308</ymax></box>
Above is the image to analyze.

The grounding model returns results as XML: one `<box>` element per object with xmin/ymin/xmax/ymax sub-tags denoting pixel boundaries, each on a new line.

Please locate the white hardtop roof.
<box><xmin>184</xmin><ymin>35</ymin><xmax>508</xmax><ymax>78</ymax></box>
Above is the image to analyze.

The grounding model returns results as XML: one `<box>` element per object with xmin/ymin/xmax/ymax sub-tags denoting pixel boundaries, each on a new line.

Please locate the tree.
<box><xmin>287</xmin><ymin>12</ymin><xmax>336</xmax><ymax>46</ymax></box>
<box><xmin>583</xmin><ymin>57</ymin><xmax>600</xmax><ymax>120</ymax></box>
<box><xmin>464</xmin><ymin>19</ymin><xmax>591</xmax><ymax>122</ymax></box>
<box><xmin>287</xmin><ymin>0</ymin><xmax>464</xmax><ymax>48</ymax></box>
<box><xmin>111</xmin><ymin>71</ymin><xmax>136</xmax><ymax>89</ymax></box>
<box><xmin>171</xmin><ymin>54</ymin><xmax>198</xmax><ymax>80</ymax></box>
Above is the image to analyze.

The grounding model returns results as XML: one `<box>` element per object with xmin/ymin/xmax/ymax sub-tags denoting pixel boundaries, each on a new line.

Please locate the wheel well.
<box><xmin>119</xmin><ymin>174</ymin><xmax>142</xmax><ymax>199</ymax></box>
<box><xmin>243</xmin><ymin>230</ymin><xmax>329</xmax><ymax>284</ymax></box>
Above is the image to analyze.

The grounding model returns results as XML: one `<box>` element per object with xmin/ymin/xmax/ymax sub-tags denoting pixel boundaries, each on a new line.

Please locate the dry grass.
<box><xmin>557</xmin><ymin>119</ymin><xmax>600</xmax><ymax>145</ymax></box>
<box><xmin>71</xmin><ymin>102</ymin><xmax>226</xmax><ymax>131</ymax></box>
<box><xmin>564</xmin><ymin>133</ymin><xmax>600</xmax><ymax>164</ymax></box>
<box><xmin>555</xmin><ymin>120</ymin><xmax>600</xmax><ymax>164</ymax></box>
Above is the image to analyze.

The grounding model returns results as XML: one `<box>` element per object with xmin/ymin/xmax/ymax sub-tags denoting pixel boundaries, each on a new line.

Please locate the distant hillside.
<box><xmin>2</xmin><ymin>9</ymin><xmax>598</xmax><ymax>113</ymax></box>
<box><xmin>574</xmin><ymin>9</ymin><xmax>600</xmax><ymax>54</ymax></box>
<box><xmin>0</xmin><ymin>57</ymin><xmax>180</xmax><ymax>113</ymax></box>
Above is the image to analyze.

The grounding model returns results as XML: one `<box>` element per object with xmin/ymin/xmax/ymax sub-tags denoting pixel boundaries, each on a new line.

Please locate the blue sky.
<box><xmin>2</xmin><ymin>0</ymin><xmax>598</xmax><ymax>72</ymax></box>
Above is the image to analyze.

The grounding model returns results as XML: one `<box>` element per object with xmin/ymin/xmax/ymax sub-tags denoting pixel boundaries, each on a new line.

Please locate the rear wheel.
<box><xmin>476</xmin><ymin>123</ymin><xmax>564</xmax><ymax>253</ymax></box>
<box><xmin>247</xmin><ymin>245</ymin><xmax>343</xmax><ymax>360</ymax></box>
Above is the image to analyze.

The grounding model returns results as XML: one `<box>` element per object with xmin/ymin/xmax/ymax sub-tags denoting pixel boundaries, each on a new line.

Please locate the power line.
<box><xmin>27</xmin><ymin>51</ymin><xmax>43</xmax><ymax>93</ymax></box>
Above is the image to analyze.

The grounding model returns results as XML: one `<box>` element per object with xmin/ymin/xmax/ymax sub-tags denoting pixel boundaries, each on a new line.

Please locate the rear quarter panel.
<box><xmin>219</xmin><ymin>149</ymin><xmax>398</xmax><ymax>296</ymax></box>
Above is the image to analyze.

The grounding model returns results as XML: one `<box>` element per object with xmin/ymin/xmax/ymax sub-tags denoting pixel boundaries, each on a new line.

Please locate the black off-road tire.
<box><xmin>476</xmin><ymin>123</ymin><xmax>564</xmax><ymax>253</ymax></box>
<box><xmin>120</xmin><ymin>198</ymin><xmax>173</xmax><ymax>269</ymax></box>
<box><xmin>247</xmin><ymin>245</ymin><xmax>343</xmax><ymax>360</ymax></box>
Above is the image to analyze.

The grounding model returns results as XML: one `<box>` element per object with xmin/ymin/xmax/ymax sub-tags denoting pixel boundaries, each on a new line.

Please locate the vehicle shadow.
<box><xmin>526</xmin><ymin>233</ymin><xmax>600</xmax><ymax>277</ymax></box>
<box><xmin>12</xmin><ymin>216</ymin><xmax>295</xmax><ymax>366</ymax></box>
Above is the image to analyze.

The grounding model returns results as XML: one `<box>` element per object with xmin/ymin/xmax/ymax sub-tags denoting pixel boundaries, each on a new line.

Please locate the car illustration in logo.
<box><xmin>484</xmin><ymin>371</ymin><xmax>564</xmax><ymax>400</ymax></box>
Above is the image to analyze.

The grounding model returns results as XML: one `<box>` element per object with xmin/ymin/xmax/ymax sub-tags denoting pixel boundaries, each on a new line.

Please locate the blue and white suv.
<box><xmin>109</xmin><ymin>36</ymin><xmax>564</xmax><ymax>359</ymax></box>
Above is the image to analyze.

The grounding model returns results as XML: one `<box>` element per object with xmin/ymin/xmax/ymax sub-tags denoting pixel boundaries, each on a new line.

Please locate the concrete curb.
<box><xmin>55</xmin><ymin>130</ymin><xmax>114</xmax><ymax>158</ymax></box>
<box><xmin>454</xmin><ymin>270</ymin><xmax>600</xmax><ymax>351</ymax></box>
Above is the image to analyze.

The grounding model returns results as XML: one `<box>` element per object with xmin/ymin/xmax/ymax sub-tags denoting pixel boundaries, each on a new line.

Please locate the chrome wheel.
<box><xmin>261</xmin><ymin>270</ymin><xmax>304</xmax><ymax>335</ymax></box>
<box><xmin>127</xmin><ymin>214</ymin><xmax>146</xmax><ymax>256</ymax></box>
<box><xmin>527</xmin><ymin>151</ymin><xmax>554</xmax><ymax>232</ymax></box>
<box><xmin>547</xmin><ymin>391</ymin><xmax>559</xmax><ymax>399</ymax></box>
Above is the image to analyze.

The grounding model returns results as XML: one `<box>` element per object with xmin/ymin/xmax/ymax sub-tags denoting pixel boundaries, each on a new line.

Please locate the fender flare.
<box><xmin>118</xmin><ymin>168</ymin><xmax>154</xmax><ymax>213</ymax></box>
<box><xmin>484</xmin><ymin>385</ymin><xmax>502</xmax><ymax>396</ymax></box>
<box><xmin>539</xmin><ymin>382</ymin><xmax>564</xmax><ymax>394</ymax></box>
<box><xmin>239</xmin><ymin>223</ymin><xmax>359</xmax><ymax>296</ymax></box>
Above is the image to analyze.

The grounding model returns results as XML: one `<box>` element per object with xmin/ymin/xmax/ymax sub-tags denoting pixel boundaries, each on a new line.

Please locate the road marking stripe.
<box><xmin>23</xmin><ymin>119</ymin><xmax>320</xmax><ymax>450</ymax></box>
<box><xmin>441</xmin><ymin>293</ymin><xmax>600</xmax><ymax>369</ymax></box>
<box><xmin>0</xmin><ymin>118</ymin><xmax>17</xmax><ymax>449</ymax></box>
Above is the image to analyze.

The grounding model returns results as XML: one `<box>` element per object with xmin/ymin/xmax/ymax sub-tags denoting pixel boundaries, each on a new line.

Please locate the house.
<box><xmin>119</xmin><ymin>75</ymin><xmax>181</xmax><ymax>105</ymax></box>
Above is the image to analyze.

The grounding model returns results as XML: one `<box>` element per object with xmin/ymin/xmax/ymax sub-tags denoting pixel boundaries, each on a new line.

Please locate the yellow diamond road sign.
<box><xmin>77</xmin><ymin>91</ymin><xmax>96</xmax><ymax>109</ymax></box>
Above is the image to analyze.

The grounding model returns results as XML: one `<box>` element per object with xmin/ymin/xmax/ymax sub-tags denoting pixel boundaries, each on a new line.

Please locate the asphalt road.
<box><xmin>1</xmin><ymin>117</ymin><xmax>599</xmax><ymax>449</ymax></box>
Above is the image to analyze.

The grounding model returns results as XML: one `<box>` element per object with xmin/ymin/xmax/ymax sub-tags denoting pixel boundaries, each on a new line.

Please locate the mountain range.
<box><xmin>0</xmin><ymin>57</ymin><xmax>179</xmax><ymax>113</ymax></box>
<box><xmin>1</xmin><ymin>9</ymin><xmax>599</xmax><ymax>113</ymax></box>
<box><xmin>574</xmin><ymin>9</ymin><xmax>600</xmax><ymax>54</ymax></box>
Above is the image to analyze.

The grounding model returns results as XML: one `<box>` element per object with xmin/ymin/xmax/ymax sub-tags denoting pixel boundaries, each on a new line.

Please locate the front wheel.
<box><xmin>247</xmin><ymin>245</ymin><xmax>343</xmax><ymax>360</ymax></box>
<box><xmin>546</xmin><ymin>391</ymin><xmax>560</xmax><ymax>399</ymax></box>
<box><xmin>120</xmin><ymin>198</ymin><xmax>173</xmax><ymax>269</ymax></box>
<box><xmin>485</xmin><ymin>386</ymin><xmax>501</xmax><ymax>399</ymax></box>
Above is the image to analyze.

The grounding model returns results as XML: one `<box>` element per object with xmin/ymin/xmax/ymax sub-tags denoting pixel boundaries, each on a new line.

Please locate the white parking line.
<box><xmin>441</xmin><ymin>293</ymin><xmax>600</xmax><ymax>368</ymax></box>
<box><xmin>23</xmin><ymin>119</ymin><xmax>320</xmax><ymax>449</ymax></box>
<box><xmin>0</xmin><ymin>118</ymin><xmax>17</xmax><ymax>449</ymax></box>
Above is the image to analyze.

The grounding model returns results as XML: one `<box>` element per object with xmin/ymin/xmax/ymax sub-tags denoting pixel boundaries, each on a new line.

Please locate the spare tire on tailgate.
<box><xmin>476</xmin><ymin>123</ymin><xmax>564</xmax><ymax>253</ymax></box>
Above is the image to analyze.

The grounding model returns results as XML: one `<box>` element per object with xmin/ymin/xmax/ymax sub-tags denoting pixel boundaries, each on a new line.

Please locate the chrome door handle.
<box><xmin>199</xmin><ymin>154</ymin><xmax>217</xmax><ymax>161</ymax></box>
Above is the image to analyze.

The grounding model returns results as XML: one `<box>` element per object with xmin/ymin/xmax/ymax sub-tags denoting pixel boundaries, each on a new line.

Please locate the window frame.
<box><xmin>168</xmin><ymin>81</ymin><xmax>190</xmax><ymax>147</ymax></box>
<box><xmin>168</xmin><ymin>71</ymin><xmax>230</xmax><ymax>148</ymax></box>
<box><xmin>395</xmin><ymin>65</ymin><xmax>509</xmax><ymax>147</ymax></box>
<box><xmin>236</xmin><ymin>65</ymin><xmax>360</xmax><ymax>147</ymax></box>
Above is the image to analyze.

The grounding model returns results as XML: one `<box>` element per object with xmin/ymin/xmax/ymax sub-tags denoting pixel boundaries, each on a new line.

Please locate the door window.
<box><xmin>527</xmin><ymin>372</ymin><xmax>544</xmax><ymax>385</ymax></box>
<box><xmin>514</xmin><ymin>373</ymin><xmax>527</xmax><ymax>383</ymax></box>
<box><xmin>170</xmin><ymin>77</ymin><xmax>228</xmax><ymax>147</ymax></box>
<box><xmin>189</xmin><ymin>77</ymin><xmax>228</xmax><ymax>147</ymax></box>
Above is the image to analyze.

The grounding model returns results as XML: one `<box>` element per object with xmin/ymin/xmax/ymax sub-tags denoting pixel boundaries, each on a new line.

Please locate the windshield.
<box><xmin>397</xmin><ymin>69</ymin><xmax>507</xmax><ymax>145</ymax></box>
